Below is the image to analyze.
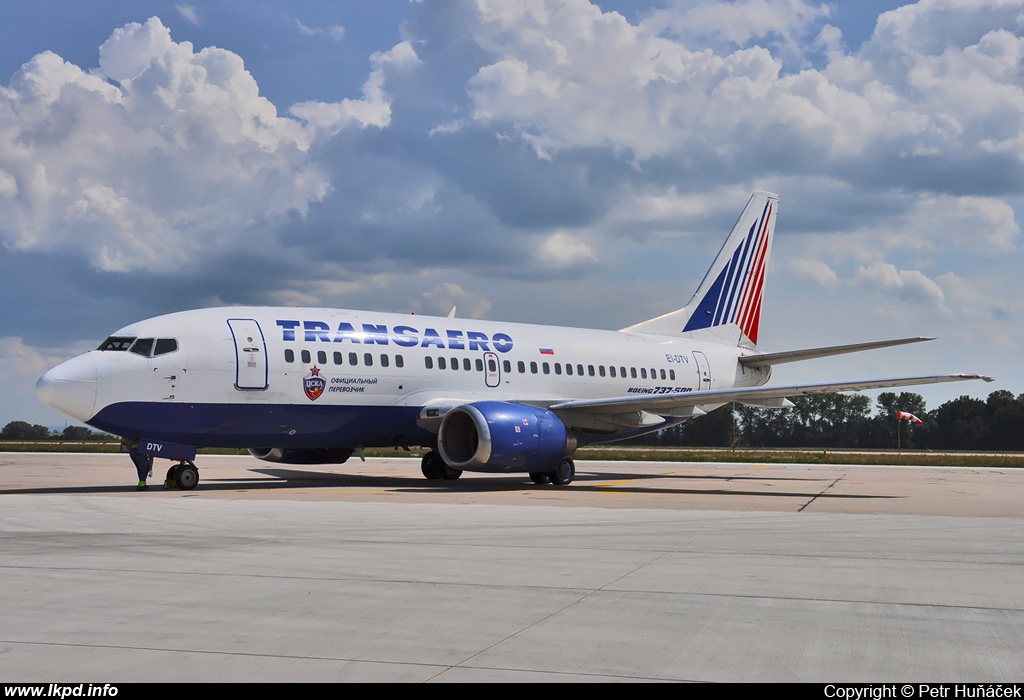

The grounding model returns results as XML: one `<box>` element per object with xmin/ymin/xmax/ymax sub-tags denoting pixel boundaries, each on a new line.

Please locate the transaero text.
<box><xmin>277</xmin><ymin>320</ymin><xmax>514</xmax><ymax>353</ymax></box>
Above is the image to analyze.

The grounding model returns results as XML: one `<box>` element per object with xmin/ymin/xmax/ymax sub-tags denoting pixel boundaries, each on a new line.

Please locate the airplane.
<box><xmin>35</xmin><ymin>191</ymin><xmax>991</xmax><ymax>490</ymax></box>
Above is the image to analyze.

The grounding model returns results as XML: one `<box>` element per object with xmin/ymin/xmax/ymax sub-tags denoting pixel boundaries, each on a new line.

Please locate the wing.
<box><xmin>546</xmin><ymin>374</ymin><xmax>993</xmax><ymax>430</ymax></box>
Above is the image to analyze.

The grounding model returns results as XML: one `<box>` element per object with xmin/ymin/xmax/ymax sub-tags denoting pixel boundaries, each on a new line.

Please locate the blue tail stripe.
<box><xmin>685</xmin><ymin>203</ymin><xmax>769</xmax><ymax>334</ymax></box>
<box><xmin>721</xmin><ymin>221</ymin><xmax>758</xmax><ymax>324</ymax></box>
<box><xmin>683</xmin><ymin>267</ymin><xmax>727</xmax><ymax>332</ymax></box>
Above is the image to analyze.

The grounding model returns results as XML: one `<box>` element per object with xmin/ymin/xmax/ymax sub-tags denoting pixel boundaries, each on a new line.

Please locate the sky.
<box><xmin>2</xmin><ymin>0</ymin><xmax>1022</xmax><ymax>429</ymax></box>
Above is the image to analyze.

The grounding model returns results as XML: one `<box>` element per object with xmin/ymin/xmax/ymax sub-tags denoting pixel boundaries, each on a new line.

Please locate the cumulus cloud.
<box><xmin>647</xmin><ymin>0</ymin><xmax>832</xmax><ymax>48</ymax></box>
<box><xmin>854</xmin><ymin>260</ymin><xmax>947</xmax><ymax>310</ymax></box>
<box><xmin>290</xmin><ymin>41</ymin><xmax>419</xmax><ymax>134</ymax></box>
<box><xmin>411</xmin><ymin>282</ymin><xmax>493</xmax><ymax>318</ymax></box>
<box><xmin>0</xmin><ymin>17</ymin><xmax>328</xmax><ymax>271</ymax></box>
<box><xmin>789</xmin><ymin>258</ymin><xmax>839</xmax><ymax>287</ymax></box>
<box><xmin>455</xmin><ymin>0</ymin><xmax>1024</xmax><ymax>196</ymax></box>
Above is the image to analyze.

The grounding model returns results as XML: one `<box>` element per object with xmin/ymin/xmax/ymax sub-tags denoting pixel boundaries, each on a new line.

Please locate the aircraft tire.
<box><xmin>529</xmin><ymin>472</ymin><xmax>550</xmax><ymax>485</ymax></box>
<box><xmin>174</xmin><ymin>461</ymin><xmax>199</xmax><ymax>491</ymax></box>
<box><xmin>548</xmin><ymin>458</ymin><xmax>575</xmax><ymax>486</ymax></box>
<box><xmin>421</xmin><ymin>451</ymin><xmax>444</xmax><ymax>480</ymax></box>
<box><xmin>440</xmin><ymin>463</ymin><xmax>462</xmax><ymax>480</ymax></box>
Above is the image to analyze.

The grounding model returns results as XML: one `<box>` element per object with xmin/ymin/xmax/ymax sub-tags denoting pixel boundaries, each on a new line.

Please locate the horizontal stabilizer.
<box><xmin>738</xmin><ymin>337</ymin><xmax>934</xmax><ymax>368</ymax></box>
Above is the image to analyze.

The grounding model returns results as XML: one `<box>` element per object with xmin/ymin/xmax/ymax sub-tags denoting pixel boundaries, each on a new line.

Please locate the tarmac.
<box><xmin>1</xmin><ymin>453</ymin><xmax>1022</xmax><ymax>682</ymax></box>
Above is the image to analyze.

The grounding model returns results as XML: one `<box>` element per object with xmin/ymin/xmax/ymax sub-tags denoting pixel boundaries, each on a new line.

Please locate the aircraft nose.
<box><xmin>35</xmin><ymin>353</ymin><xmax>98</xmax><ymax>422</ymax></box>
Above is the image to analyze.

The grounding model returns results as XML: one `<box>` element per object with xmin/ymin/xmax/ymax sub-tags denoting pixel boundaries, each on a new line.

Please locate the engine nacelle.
<box><xmin>438</xmin><ymin>401</ymin><xmax>576</xmax><ymax>473</ymax></box>
<box><xmin>248</xmin><ymin>447</ymin><xmax>354</xmax><ymax>465</ymax></box>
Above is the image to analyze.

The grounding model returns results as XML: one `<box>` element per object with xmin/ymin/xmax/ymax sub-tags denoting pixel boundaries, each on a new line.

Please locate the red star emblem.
<box><xmin>309</xmin><ymin>365</ymin><xmax>321</xmax><ymax>376</ymax></box>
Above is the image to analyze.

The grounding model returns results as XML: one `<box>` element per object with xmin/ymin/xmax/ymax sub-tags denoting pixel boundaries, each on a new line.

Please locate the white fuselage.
<box><xmin>36</xmin><ymin>305</ymin><xmax>770</xmax><ymax>450</ymax></box>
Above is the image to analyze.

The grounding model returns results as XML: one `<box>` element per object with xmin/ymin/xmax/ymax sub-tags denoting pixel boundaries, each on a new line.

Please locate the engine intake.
<box><xmin>438</xmin><ymin>401</ymin><xmax>575</xmax><ymax>473</ymax></box>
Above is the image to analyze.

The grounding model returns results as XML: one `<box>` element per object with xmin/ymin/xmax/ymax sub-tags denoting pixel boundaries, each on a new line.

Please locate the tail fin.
<box><xmin>622</xmin><ymin>190</ymin><xmax>778</xmax><ymax>347</ymax></box>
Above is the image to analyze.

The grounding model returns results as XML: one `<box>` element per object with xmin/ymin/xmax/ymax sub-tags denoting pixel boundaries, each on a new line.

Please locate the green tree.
<box><xmin>61</xmin><ymin>425</ymin><xmax>99</xmax><ymax>441</ymax></box>
<box><xmin>1</xmin><ymin>421</ymin><xmax>53</xmax><ymax>440</ymax></box>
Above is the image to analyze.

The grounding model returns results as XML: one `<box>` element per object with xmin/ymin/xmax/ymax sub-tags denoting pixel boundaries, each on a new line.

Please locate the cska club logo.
<box><xmin>303</xmin><ymin>365</ymin><xmax>325</xmax><ymax>401</ymax></box>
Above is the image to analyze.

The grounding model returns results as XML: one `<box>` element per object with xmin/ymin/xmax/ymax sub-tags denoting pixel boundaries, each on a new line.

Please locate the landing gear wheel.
<box><xmin>439</xmin><ymin>463</ymin><xmax>462</xmax><ymax>480</ymax></box>
<box><xmin>530</xmin><ymin>472</ymin><xmax>550</xmax><ymax>485</ymax></box>
<box><xmin>421</xmin><ymin>451</ymin><xmax>444</xmax><ymax>480</ymax></box>
<box><xmin>166</xmin><ymin>465</ymin><xmax>178</xmax><ymax>482</ymax></box>
<box><xmin>422</xmin><ymin>451</ymin><xmax>462</xmax><ymax>481</ymax></box>
<box><xmin>548</xmin><ymin>458</ymin><xmax>575</xmax><ymax>486</ymax></box>
<box><xmin>174</xmin><ymin>461</ymin><xmax>199</xmax><ymax>491</ymax></box>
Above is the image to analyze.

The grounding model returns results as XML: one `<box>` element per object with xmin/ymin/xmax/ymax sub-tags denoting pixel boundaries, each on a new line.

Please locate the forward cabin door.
<box><xmin>228</xmin><ymin>318</ymin><xmax>268</xmax><ymax>390</ymax></box>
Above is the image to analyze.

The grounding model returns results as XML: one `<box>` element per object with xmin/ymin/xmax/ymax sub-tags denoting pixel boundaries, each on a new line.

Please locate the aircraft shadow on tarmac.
<box><xmin>0</xmin><ymin>465</ymin><xmax>897</xmax><ymax>501</ymax></box>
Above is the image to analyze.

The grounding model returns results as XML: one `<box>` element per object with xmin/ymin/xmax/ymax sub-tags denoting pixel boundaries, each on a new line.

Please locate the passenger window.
<box><xmin>476</xmin><ymin>359</ymin><xmax>484</xmax><ymax>372</ymax></box>
<box><xmin>463</xmin><ymin>358</ymin><xmax>471</xmax><ymax>371</ymax></box>
<box><xmin>381</xmin><ymin>354</ymin><xmax>390</xmax><ymax>368</ymax></box>
<box><xmin>301</xmin><ymin>350</ymin><xmax>311</xmax><ymax>364</ymax></box>
<box><xmin>317</xmin><ymin>351</ymin><xmax>327</xmax><ymax>364</ymax></box>
<box><xmin>566</xmin><ymin>364</ymin><xmax>573</xmax><ymax>376</ymax></box>
<box><xmin>349</xmin><ymin>352</ymin><xmax>358</xmax><ymax>365</ymax></box>
<box><xmin>451</xmin><ymin>357</ymin><xmax>459</xmax><ymax>371</ymax></box>
<box><xmin>425</xmin><ymin>356</ymin><xmax>434</xmax><ymax>369</ymax></box>
<box><xmin>396</xmin><ymin>355</ymin><xmax>404</xmax><ymax>368</ymax></box>
<box><xmin>554</xmin><ymin>363</ymin><xmax>562</xmax><ymax>375</ymax></box>
<box><xmin>542</xmin><ymin>362</ymin><xmax>550</xmax><ymax>375</ymax></box>
<box><xmin>333</xmin><ymin>352</ymin><xmax>343</xmax><ymax>365</ymax></box>
<box><xmin>364</xmin><ymin>353</ymin><xmax>373</xmax><ymax>367</ymax></box>
<box><xmin>439</xmin><ymin>357</ymin><xmax>447</xmax><ymax>370</ymax></box>
<box><xmin>284</xmin><ymin>349</ymin><xmax>294</xmax><ymax>363</ymax></box>
<box><xmin>599</xmin><ymin>366</ymin><xmax>606</xmax><ymax>377</ymax></box>
<box><xmin>518</xmin><ymin>361</ymin><xmax>525</xmax><ymax>373</ymax></box>
<box><xmin>640</xmin><ymin>368</ymin><xmax>647</xmax><ymax>379</ymax></box>
<box><xmin>660</xmin><ymin>369</ymin><xmax>666</xmax><ymax>380</ymax></box>
<box><xmin>631</xmin><ymin>367</ymin><xmax>637</xmax><ymax>379</ymax></box>
<box><xmin>488</xmin><ymin>358</ymin><xmax>497</xmax><ymax>372</ymax></box>
<box><xmin>530</xmin><ymin>362</ymin><xmax>538</xmax><ymax>374</ymax></box>
<box><xmin>588</xmin><ymin>365</ymin><xmax>595</xmax><ymax>377</ymax></box>
<box><xmin>577</xmin><ymin>364</ymin><xmax>584</xmax><ymax>376</ymax></box>
<box><xmin>503</xmin><ymin>360</ymin><xmax>511</xmax><ymax>373</ymax></box>
<box><xmin>609</xmin><ymin>366</ymin><xmax>616</xmax><ymax>378</ymax></box>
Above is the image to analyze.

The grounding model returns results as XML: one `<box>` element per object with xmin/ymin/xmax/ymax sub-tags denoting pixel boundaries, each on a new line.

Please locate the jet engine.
<box><xmin>248</xmin><ymin>447</ymin><xmax>354</xmax><ymax>465</ymax></box>
<box><xmin>438</xmin><ymin>401</ymin><xmax>576</xmax><ymax>472</ymax></box>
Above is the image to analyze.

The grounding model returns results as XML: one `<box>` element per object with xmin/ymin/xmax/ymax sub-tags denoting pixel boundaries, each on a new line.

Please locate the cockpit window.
<box><xmin>129</xmin><ymin>338</ymin><xmax>155</xmax><ymax>357</ymax></box>
<box><xmin>97</xmin><ymin>336</ymin><xmax>136</xmax><ymax>351</ymax></box>
<box><xmin>154</xmin><ymin>338</ymin><xmax>178</xmax><ymax>356</ymax></box>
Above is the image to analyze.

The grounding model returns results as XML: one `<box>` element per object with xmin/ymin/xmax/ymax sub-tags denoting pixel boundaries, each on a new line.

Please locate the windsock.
<box><xmin>895</xmin><ymin>411</ymin><xmax>923</xmax><ymax>425</ymax></box>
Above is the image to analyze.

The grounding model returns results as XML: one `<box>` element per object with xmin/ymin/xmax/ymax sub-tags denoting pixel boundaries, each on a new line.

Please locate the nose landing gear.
<box><xmin>164</xmin><ymin>461</ymin><xmax>200</xmax><ymax>490</ymax></box>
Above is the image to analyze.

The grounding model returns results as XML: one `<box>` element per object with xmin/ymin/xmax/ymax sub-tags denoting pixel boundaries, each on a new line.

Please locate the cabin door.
<box><xmin>692</xmin><ymin>350</ymin><xmax>712</xmax><ymax>390</ymax></box>
<box><xmin>228</xmin><ymin>318</ymin><xmax>268</xmax><ymax>390</ymax></box>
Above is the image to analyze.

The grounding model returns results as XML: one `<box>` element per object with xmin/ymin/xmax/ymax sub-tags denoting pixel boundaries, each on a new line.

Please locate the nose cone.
<box><xmin>35</xmin><ymin>353</ymin><xmax>98</xmax><ymax>422</ymax></box>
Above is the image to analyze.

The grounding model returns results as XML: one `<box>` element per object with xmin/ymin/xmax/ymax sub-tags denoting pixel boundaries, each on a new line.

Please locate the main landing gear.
<box><xmin>164</xmin><ymin>461</ymin><xmax>200</xmax><ymax>491</ymax></box>
<box><xmin>531</xmin><ymin>458</ymin><xmax>575</xmax><ymax>486</ymax></box>
<box><xmin>420</xmin><ymin>450</ymin><xmax>575</xmax><ymax>486</ymax></box>
<box><xmin>421</xmin><ymin>450</ymin><xmax>463</xmax><ymax>481</ymax></box>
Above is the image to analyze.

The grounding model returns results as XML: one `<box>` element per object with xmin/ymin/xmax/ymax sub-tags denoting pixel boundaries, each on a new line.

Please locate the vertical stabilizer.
<box><xmin>622</xmin><ymin>191</ymin><xmax>778</xmax><ymax>347</ymax></box>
